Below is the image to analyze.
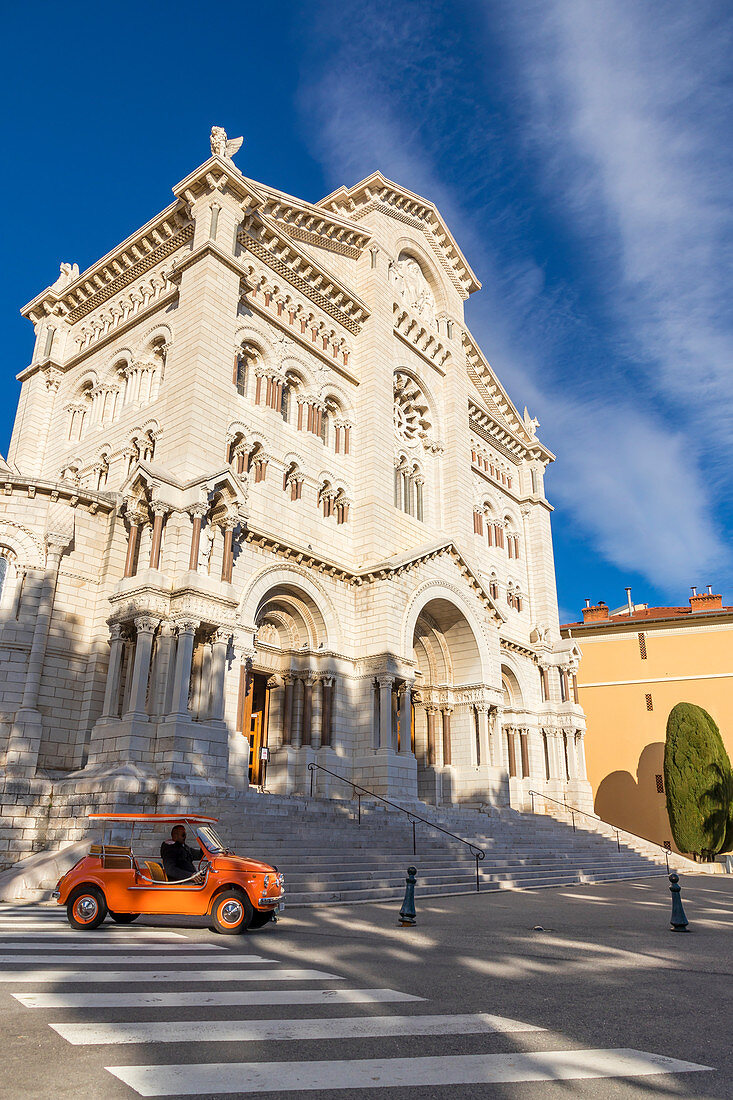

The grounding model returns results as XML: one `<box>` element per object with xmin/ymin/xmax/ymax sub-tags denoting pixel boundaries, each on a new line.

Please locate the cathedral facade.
<box><xmin>0</xmin><ymin>131</ymin><xmax>591</xmax><ymax>834</ymax></box>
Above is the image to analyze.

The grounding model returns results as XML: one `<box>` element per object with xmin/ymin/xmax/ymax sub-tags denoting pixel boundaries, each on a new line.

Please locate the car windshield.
<box><xmin>194</xmin><ymin>825</ymin><xmax>228</xmax><ymax>853</ymax></box>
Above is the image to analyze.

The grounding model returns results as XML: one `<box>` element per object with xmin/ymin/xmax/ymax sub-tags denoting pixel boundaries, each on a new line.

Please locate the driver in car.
<box><xmin>160</xmin><ymin>824</ymin><xmax>205</xmax><ymax>883</ymax></box>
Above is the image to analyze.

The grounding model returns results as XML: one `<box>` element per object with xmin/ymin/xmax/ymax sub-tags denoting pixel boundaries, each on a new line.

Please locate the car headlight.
<box><xmin>277</xmin><ymin>873</ymin><xmax>284</xmax><ymax>887</ymax></box>
<box><xmin>263</xmin><ymin>874</ymin><xmax>270</xmax><ymax>890</ymax></box>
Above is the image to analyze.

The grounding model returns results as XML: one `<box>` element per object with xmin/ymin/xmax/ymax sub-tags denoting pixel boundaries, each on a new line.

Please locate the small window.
<box><xmin>645</xmin><ymin>693</ymin><xmax>653</xmax><ymax>712</ymax></box>
<box><xmin>234</xmin><ymin>355</ymin><xmax>247</xmax><ymax>396</ymax></box>
<box><xmin>0</xmin><ymin>556</ymin><xmax>8</xmax><ymax>604</ymax></box>
<box><xmin>638</xmin><ymin>632</ymin><xmax>647</xmax><ymax>660</ymax></box>
<box><xmin>655</xmin><ymin>774</ymin><xmax>664</xmax><ymax>794</ymax></box>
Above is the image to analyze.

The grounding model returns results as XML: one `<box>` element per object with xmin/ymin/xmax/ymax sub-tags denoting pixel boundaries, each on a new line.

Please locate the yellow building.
<box><xmin>561</xmin><ymin>587</ymin><xmax>733</xmax><ymax>852</ymax></box>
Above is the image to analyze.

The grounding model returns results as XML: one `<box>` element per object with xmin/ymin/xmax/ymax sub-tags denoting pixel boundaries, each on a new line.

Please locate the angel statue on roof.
<box><xmin>210</xmin><ymin>126</ymin><xmax>243</xmax><ymax>161</ymax></box>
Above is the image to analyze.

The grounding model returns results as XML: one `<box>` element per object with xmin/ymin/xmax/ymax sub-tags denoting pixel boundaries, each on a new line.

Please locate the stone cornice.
<box><xmin>243</xmin><ymin>294</ymin><xmax>359</xmax><ymax>386</ymax></box>
<box><xmin>22</xmin><ymin>206</ymin><xmax>192</xmax><ymax>327</ymax></box>
<box><xmin>250</xmin><ymin>183</ymin><xmax>372</xmax><ymax>258</ymax></box>
<box><xmin>243</xmin><ymin>524</ymin><xmax>505</xmax><ymax>624</ymax></box>
<box><xmin>238</xmin><ymin>216</ymin><xmax>370</xmax><ymax>336</ymax></box>
<box><xmin>317</xmin><ymin>171</ymin><xmax>481</xmax><ymax>299</ymax></box>
<box><xmin>0</xmin><ymin>475</ymin><xmax>116</xmax><ymax>514</ymax></box>
<box><xmin>173</xmin><ymin>155</ymin><xmax>266</xmax><ymax>214</ymax></box>
<box><xmin>464</xmin><ymin>328</ymin><xmax>554</xmax><ymax>463</ymax></box>
<box><xmin>500</xmin><ymin>637</ymin><xmax>539</xmax><ymax>664</ymax></box>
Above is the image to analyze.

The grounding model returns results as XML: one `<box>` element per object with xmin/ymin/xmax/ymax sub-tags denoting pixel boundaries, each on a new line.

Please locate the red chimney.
<box><xmin>582</xmin><ymin>601</ymin><xmax>610</xmax><ymax>623</ymax></box>
<box><xmin>689</xmin><ymin>588</ymin><xmax>722</xmax><ymax>612</ymax></box>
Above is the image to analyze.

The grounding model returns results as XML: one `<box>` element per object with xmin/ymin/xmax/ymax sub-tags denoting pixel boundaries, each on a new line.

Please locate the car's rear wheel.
<box><xmin>108</xmin><ymin>911</ymin><xmax>138</xmax><ymax>924</ymax></box>
<box><xmin>249</xmin><ymin>909</ymin><xmax>275</xmax><ymax>929</ymax></box>
<box><xmin>67</xmin><ymin>886</ymin><xmax>107</xmax><ymax>930</ymax></box>
<box><xmin>210</xmin><ymin>890</ymin><xmax>253</xmax><ymax>935</ymax></box>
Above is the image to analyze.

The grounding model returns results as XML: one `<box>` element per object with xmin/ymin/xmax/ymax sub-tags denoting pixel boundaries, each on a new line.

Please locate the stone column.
<box><xmin>426</xmin><ymin>706</ymin><xmax>437</xmax><ymax>765</ymax></box>
<box><xmin>210</xmin><ymin>629</ymin><xmax>232</xmax><ymax>722</ymax></box>
<box><xmin>576</xmin><ymin>731</ymin><xmax>588</xmax><ymax>780</ymax></box>
<box><xmin>301</xmin><ymin>676</ymin><xmax>313</xmax><ymax>747</ymax></box>
<box><xmin>188</xmin><ymin>504</ymin><xmax>207</xmax><ymax>570</ymax></box>
<box><xmin>476</xmin><ymin>704</ymin><xmax>491</xmax><ymax>768</ymax></box>
<box><xmin>377</xmin><ymin>675</ymin><xmax>393</xmax><ymax>750</ymax></box>
<box><xmin>291</xmin><ymin>677</ymin><xmax>303</xmax><ymax>749</ymax></box>
<box><xmin>281</xmin><ymin>674</ymin><xmax>294</xmax><ymax>745</ymax></box>
<box><xmin>506</xmin><ymin>727</ymin><xmax>517</xmax><ymax>777</ymax></box>
<box><xmin>167</xmin><ymin>620</ymin><xmax>199</xmax><ymax>718</ymax></box>
<box><xmin>490</xmin><ymin>707</ymin><xmax>503</xmax><ymax>767</ymax></box>
<box><xmin>220</xmin><ymin>517</ymin><xmax>236</xmax><ymax>582</ymax></box>
<box><xmin>123</xmin><ymin>511</ymin><xmax>144</xmax><ymax>578</ymax></box>
<box><xmin>441</xmin><ymin>707</ymin><xmax>453</xmax><ymax>766</ymax></box>
<box><xmin>310</xmin><ymin>675</ymin><xmax>323</xmax><ymax>751</ymax></box>
<box><xmin>399</xmin><ymin>682</ymin><xmax>413</xmax><ymax>754</ymax></box>
<box><xmin>321</xmin><ymin>676</ymin><xmax>334</xmax><ymax>747</ymax></box>
<box><xmin>150</xmin><ymin>621</ymin><xmax>176</xmax><ymax>716</ymax></box>
<box><xmin>101</xmin><ymin>622</ymin><xmax>126</xmax><ymax>718</ymax></box>
<box><xmin>5</xmin><ymin>536</ymin><xmax>67</xmax><ymax>774</ymax></box>
<box><xmin>123</xmin><ymin>616</ymin><xmax>158</xmax><ymax>720</ymax></box>
<box><xmin>148</xmin><ymin>502</ymin><xmax>169</xmax><ymax>570</ymax></box>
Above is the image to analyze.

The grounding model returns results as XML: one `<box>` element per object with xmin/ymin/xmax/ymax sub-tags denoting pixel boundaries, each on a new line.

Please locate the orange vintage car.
<box><xmin>52</xmin><ymin>812</ymin><xmax>284</xmax><ymax>934</ymax></box>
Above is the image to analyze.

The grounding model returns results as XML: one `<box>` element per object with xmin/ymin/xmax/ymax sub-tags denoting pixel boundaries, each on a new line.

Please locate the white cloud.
<box><xmin>297</xmin><ymin>0</ymin><xmax>732</xmax><ymax>592</ymax></box>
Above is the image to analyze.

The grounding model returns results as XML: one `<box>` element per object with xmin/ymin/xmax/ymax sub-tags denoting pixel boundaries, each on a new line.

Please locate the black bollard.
<box><xmin>398</xmin><ymin>865</ymin><xmax>417</xmax><ymax>926</ymax></box>
<box><xmin>668</xmin><ymin>873</ymin><xmax>689</xmax><ymax>932</ymax></box>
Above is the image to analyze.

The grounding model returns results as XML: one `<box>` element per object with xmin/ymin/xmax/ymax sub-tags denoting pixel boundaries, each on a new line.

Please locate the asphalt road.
<box><xmin>0</xmin><ymin>874</ymin><xmax>730</xmax><ymax>1099</ymax></box>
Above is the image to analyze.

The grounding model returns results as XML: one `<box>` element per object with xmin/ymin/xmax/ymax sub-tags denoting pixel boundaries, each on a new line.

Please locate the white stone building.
<box><xmin>0</xmin><ymin>130</ymin><xmax>591</xmax><ymax>856</ymax></box>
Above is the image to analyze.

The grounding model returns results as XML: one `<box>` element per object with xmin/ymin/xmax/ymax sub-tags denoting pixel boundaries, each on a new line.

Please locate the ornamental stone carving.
<box><xmin>388</xmin><ymin>253</ymin><xmax>437</xmax><ymax>330</ymax></box>
<box><xmin>210</xmin><ymin>126</ymin><xmax>243</xmax><ymax>161</ymax></box>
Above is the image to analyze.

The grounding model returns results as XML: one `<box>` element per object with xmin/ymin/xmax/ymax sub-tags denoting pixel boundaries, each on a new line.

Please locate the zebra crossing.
<box><xmin>0</xmin><ymin>904</ymin><xmax>713</xmax><ymax>1096</ymax></box>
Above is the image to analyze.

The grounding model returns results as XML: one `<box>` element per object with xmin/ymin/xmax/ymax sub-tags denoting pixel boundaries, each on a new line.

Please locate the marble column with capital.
<box><xmin>101</xmin><ymin>622</ymin><xmax>126</xmax><ymax>718</ymax></box>
<box><xmin>148</xmin><ymin>502</ymin><xmax>170</xmax><ymax>570</ymax></box>
<box><xmin>123</xmin><ymin>616</ymin><xmax>159</xmax><ymax>720</ymax></box>
<box><xmin>167</xmin><ymin>620</ymin><xmax>199</xmax><ymax>718</ymax></box>
<box><xmin>188</xmin><ymin>504</ymin><xmax>208</xmax><ymax>571</ymax></box>
<box><xmin>209</xmin><ymin>630</ymin><xmax>232</xmax><ymax>722</ymax></box>
<box><xmin>377</xmin><ymin>675</ymin><xmax>393</xmax><ymax>750</ymax></box>
<box><xmin>399</xmin><ymin>682</ymin><xmax>413</xmax><ymax>754</ymax></box>
<box><xmin>476</xmin><ymin>704</ymin><xmax>491</xmax><ymax>769</ymax></box>
<box><xmin>441</xmin><ymin>707</ymin><xmax>453</xmax><ymax>766</ymax></box>
<box><xmin>426</xmin><ymin>706</ymin><xmax>437</xmax><ymax>766</ymax></box>
<box><xmin>281</xmin><ymin>674</ymin><xmax>294</xmax><ymax>745</ymax></box>
<box><xmin>5</xmin><ymin>538</ymin><xmax>68</xmax><ymax>774</ymax></box>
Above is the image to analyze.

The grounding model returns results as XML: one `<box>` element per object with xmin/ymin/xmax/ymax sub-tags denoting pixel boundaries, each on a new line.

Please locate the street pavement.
<box><xmin>0</xmin><ymin>874</ymin><xmax>730</xmax><ymax>1099</ymax></box>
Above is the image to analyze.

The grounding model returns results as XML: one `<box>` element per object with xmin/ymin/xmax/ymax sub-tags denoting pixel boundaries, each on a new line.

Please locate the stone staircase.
<box><xmin>0</xmin><ymin>788</ymin><xmax>706</xmax><ymax>906</ymax></box>
<box><xmin>201</xmin><ymin>792</ymin><xmax>699</xmax><ymax>906</ymax></box>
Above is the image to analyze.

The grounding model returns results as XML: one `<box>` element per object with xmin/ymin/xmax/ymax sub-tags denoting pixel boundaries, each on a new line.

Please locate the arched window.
<box><xmin>0</xmin><ymin>556</ymin><xmax>8</xmax><ymax>606</ymax></box>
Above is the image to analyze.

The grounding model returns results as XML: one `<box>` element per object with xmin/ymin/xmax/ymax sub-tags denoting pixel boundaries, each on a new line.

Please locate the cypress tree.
<box><xmin>664</xmin><ymin>702</ymin><xmax>733</xmax><ymax>859</ymax></box>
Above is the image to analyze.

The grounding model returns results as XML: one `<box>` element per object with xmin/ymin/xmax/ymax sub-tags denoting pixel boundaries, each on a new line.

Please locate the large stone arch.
<box><xmin>238</xmin><ymin>564</ymin><xmax>342</xmax><ymax>651</ymax></box>
<box><xmin>402</xmin><ymin>580</ymin><xmax>493</xmax><ymax>684</ymax></box>
<box><xmin>499</xmin><ymin>650</ymin><xmax>536</xmax><ymax>712</ymax></box>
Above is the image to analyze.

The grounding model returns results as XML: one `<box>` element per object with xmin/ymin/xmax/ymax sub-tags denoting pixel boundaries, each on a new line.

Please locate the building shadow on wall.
<box><xmin>594</xmin><ymin>742</ymin><xmax>670</xmax><ymax>845</ymax></box>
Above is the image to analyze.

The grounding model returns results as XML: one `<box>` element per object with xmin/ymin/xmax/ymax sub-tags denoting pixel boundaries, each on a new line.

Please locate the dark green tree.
<box><xmin>664</xmin><ymin>702</ymin><xmax>733</xmax><ymax>859</ymax></box>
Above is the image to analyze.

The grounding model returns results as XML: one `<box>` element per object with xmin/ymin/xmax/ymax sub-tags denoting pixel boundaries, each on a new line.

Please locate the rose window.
<box><xmin>394</xmin><ymin>373</ymin><xmax>431</xmax><ymax>445</ymax></box>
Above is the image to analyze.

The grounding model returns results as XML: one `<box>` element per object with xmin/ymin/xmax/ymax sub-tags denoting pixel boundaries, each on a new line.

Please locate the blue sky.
<box><xmin>1</xmin><ymin>1</ymin><xmax>731</xmax><ymax>621</ymax></box>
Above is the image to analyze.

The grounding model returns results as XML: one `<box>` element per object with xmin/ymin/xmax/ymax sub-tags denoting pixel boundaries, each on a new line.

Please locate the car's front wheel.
<box><xmin>67</xmin><ymin>886</ymin><xmax>108</xmax><ymax>930</ymax></box>
<box><xmin>108</xmin><ymin>911</ymin><xmax>138</xmax><ymax>924</ymax></box>
<box><xmin>210</xmin><ymin>890</ymin><xmax>253</xmax><ymax>935</ymax></box>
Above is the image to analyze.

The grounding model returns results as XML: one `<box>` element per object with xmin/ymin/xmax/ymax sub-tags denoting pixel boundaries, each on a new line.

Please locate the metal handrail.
<box><xmin>307</xmin><ymin>761</ymin><xmax>486</xmax><ymax>891</ymax></box>
<box><xmin>528</xmin><ymin>789</ymin><xmax>671</xmax><ymax>873</ymax></box>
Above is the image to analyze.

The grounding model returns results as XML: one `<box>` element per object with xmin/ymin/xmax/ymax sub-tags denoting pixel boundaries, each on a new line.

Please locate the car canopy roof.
<box><xmin>88</xmin><ymin>813</ymin><xmax>219</xmax><ymax>824</ymax></box>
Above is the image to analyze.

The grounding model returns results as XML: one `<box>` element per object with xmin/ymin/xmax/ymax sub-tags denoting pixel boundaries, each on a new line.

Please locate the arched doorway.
<box><xmin>411</xmin><ymin>597</ymin><xmax>488</xmax><ymax>802</ymax></box>
<box><xmin>237</xmin><ymin>584</ymin><xmax>330</xmax><ymax>785</ymax></box>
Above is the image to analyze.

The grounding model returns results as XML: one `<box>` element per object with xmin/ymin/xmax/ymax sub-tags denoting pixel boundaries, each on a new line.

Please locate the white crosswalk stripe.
<box><xmin>51</xmin><ymin>1012</ymin><xmax>544</xmax><ymax>1045</ymax></box>
<box><xmin>0</xmin><ymin>931</ymin><xmax>188</xmax><ymax>940</ymax></box>
<box><xmin>0</xmin><ymin>966</ymin><xmax>335</xmax><ymax>983</ymax></box>
<box><xmin>0</xmin><ymin>941</ymin><xmax>224</xmax><ymax>951</ymax></box>
<box><xmin>0</xmin><ymin>953</ymin><xmax>249</xmax><ymax>964</ymax></box>
<box><xmin>0</xmin><ymin>905</ymin><xmax>714</xmax><ymax>1096</ymax></box>
<box><xmin>106</xmin><ymin>1050</ymin><xmax>712</xmax><ymax>1096</ymax></box>
<box><xmin>14</xmin><ymin>988</ymin><xmax>422</xmax><ymax>1009</ymax></box>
